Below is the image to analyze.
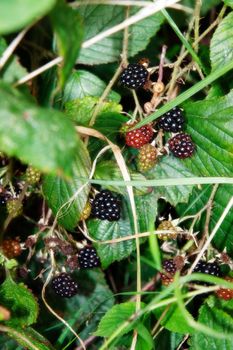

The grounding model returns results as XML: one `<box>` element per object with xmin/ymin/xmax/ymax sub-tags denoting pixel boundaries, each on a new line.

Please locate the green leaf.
<box><xmin>0</xmin><ymin>0</ymin><xmax>56</xmax><ymax>35</ymax></box>
<box><xmin>87</xmin><ymin>217</ymin><xmax>135</xmax><ymax>268</ymax></box>
<box><xmin>148</xmin><ymin>157</ymin><xmax>194</xmax><ymax>206</ymax></box>
<box><xmin>43</xmin><ymin>142</ymin><xmax>91</xmax><ymax>230</ymax></box>
<box><xmin>95</xmin><ymin>302</ymin><xmax>141</xmax><ymax>337</ymax></box>
<box><xmin>77</xmin><ymin>5</ymin><xmax>164</xmax><ymax>65</ymax></box>
<box><xmin>65</xmin><ymin>96</ymin><xmax>122</xmax><ymax>126</ymax></box>
<box><xmin>95</xmin><ymin>161</ymin><xmax>149</xmax><ymax>196</ymax></box>
<box><xmin>49</xmin><ymin>0</ymin><xmax>83</xmax><ymax>87</ymax></box>
<box><xmin>177</xmin><ymin>184</ymin><xmax>233</xmax><ymax>255</ymax></box>
<box><xmin>62</xmin><ymin>70</ymin><xmax>120</xmax><ymax>104</ymax></box>
<box><xmin>56</xmin><ymin>270</ymin><xmax>114</xmax><ymax>343</ymax></box>
<box><xmin>0</xmin><ymin>82</ymin><xmax>78</xmax><ymax>177</ymax></box>
<box><xmin>0</xmin><ymin>276</ymin><xmax>38</xmax><ymax>328</ymax></box>
<box><xmin>182</xmin><ymin>92</ymin><xmax>233</xmax><ymax>176</ymax></box>
<box><xmin>190</xmin><ymin>298</ymin><xmax>233</xmax><ymax>349</ymax></box>
<box><xmin>153</xmin><ymin>303</ymin><xmax>194</xmax><ymax>334</ymax></box>
<box><xmin>0</xmin><ymin>37</ymin><xmax>28</xmax><ymax>84</ymax></box>
<box><xmin>7</xmin><ymin>327</ymin><xmax>54</xmax><ymax>350</ymax></box>
<box><xmin>210</xmin><ymin>12</ymin><xmax>233</xmax><ymax>71</ymax></box>
<box><xmin>136</xmin><ymin>323</ymin><xmax>154</xmax><ymax>350</ymax></box>
<box><xmin>224</xmin><ymin>0</ymin><xmax>233</xmax><ymax>8</ymax></box>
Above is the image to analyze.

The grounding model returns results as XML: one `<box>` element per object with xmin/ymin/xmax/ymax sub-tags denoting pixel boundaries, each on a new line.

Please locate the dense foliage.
<box><xmin>0</xmin><ymin>1</ymin><xmax>233</xmax><ymax>349</ymax></box>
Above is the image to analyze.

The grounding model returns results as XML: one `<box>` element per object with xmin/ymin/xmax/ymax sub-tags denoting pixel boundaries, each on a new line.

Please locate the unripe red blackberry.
<box><xmin>26</xmin><ymin>166</ymin><xmax>41</xmax><ymax>185</ymax></box>
<box><xmin>157</xmin><ymin>220</ymin><xmax>177</xmax><ymax>240</ymax></box>
<box><xmin>157</xmin><ymin>107</ymin><xmax>185</xmax><ymax>133</ymax></box>
<box><xmin>6</xmin><ymin>198</ymin><xmax>23</xmax><ymax>217</ymax></box>
<box><xmin>163</xmin><ymin>259</ymin><xmax>177</xmax><ymax>275</ymax></box>
<box><xmin>78</xmin><ymin>247</ymin><xmax>100</xmax><ymax>268</ymax></box>
<box><xmin>161</xmin><ymin>273</ymin><xmax>174</xmax><ymax>286</ymax></box>
<box><xmin>1</xmin><ymin>238</ymin><xmax>21</xmax><ymax>258</ymax></box>
<box><xmin>168</xmin><ymin>133</ymin><xmax>195</xmax><ymax>159</ymax></box>
<box><xmin>137</xmin><ymin>144</ymin><xmax>157</xmax><ymax>172</ymax></box>
<box><xmin>120</xmin><ymin>63</ymin><xmax>148</xmax><ymax>89</ymax></box>
<box><xmin>215</xmin><ymin>277</ymin><xmax>233</xmax><ymax>300</ymax></box>
<box><xmin>92</xmin><ymin>190</ymin><xmax>121</xmax><ymax>221</ymax></box>
<box><xmin>125</xmin><ymin>124</ymin><xmax>153</xmax><ymax>149</ymax></box>
<box><xmin>80</xmin><ymin>202</ymin><xmax>91</xmax><ymax>221</ymax></box>
<box><xmin>51</xmin><ymin>273</ymin><xmax>78</xmax><ymax>298</ymax></box>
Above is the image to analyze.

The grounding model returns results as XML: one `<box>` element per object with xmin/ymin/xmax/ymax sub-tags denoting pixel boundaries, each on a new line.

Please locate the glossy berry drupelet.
<box><xmin>194</xmin><ymin>260</ymin><xmax>221</xmax><ymax>277</ymax></box>
<box><xmin>92</xmin><ymin>190</ymin><xmax>121</xmax><ymax>221</ymax></box>
<box><xmin>163</xmin><ymin>259</ymin><xmax>177</xmax><ymax>275</ymax></box>
<box><xmin>137</xmin><ymin>144</ymin><xmax>157</xmax><ymax>172</ymax></box>
<box><xmin>168</xmin><ymin>133</ymin><xmax>195</xmax><ymax>159</ymax></box>
<box><xmin>120</xmin><ymin>63</ymin><xmax>148</xmax><ymax>89</ymax></box>
<box><xmin>125</xmin><ymin>124</ymin><xmax>153</xmax><ymax>149</ymax></box>
<box><xmin>51</xmin><ymin>273</ymin><xmax>78</xmax><ymax>298</ymax></box>
<box><xmin>78</xmin><ymin>247</ymin><xmax>100</xmax><ymax>268</ymax></box>
<box><xmin>157</xmin><ymin>107</ymin><xmax>185</xmax><ymax>133</ymax></box>
<box><xmin>157</xmin><ymin>220</ymin><xmax>177</xmax><ymax>240</ymax></box>
<box><xmin>215</xmin><ymin>276</ymin><xmax>233</xmax><ymax>300</ymax></box>
<box><xmin>1</xmin><ymin>238</ymin><xmax>21</xmax><ymax>258</ymax></box>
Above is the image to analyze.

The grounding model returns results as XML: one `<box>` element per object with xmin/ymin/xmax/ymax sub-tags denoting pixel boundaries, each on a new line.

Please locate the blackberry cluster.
<box><xmin>137</xmin><ymin>144</ymin><xmax>157</xmax><ymax>172</ymax></box>
<box><xmin>92</xmin><ymin>190</ymin><xmax>121</xmax><ymax>221</ymax></box>
<box><xmin>215</xmin><ymin>276</ymin><xmax>233</xmax><ymax>300</ymax></box>
<box><xmin>168</xmin><ymin>133</ymin><xmax>195</xmax><ymax>159</ymax></box>
<box><xmin>26</xmin><ymin>166</ymin><xmax>41</xmax><ymax>185</ymax></box>
<box><xmin>51</xmin><ymin>273</ymin><xmax>78</xmax><ymax>298</ymax></box>
<box><xmin>78</xmin><ymin>247</ymin><xmax>100</xmax><ymax>268</ymax></box>
<box><xmin>6</xmin><ymin>198</ymin><xmax>23</xmax><ymax>217</ymax></box>
<box><xmin>1</xmin><ymin>238</ymin><xmax>21</xmax><ymax>258</ymax></box>
<box><xmin>157</xmin><ymin>107</ymin><xmax>185</xmax><ymax>133</ymax></box>
<box><xmin>161</xmin><ymin>273</ymin><xmax>174</xmax><ymax>286</ymax></box>
<box><xmin>125</xmin><ymin>124</ymin><xmax>153</xmax><ymax>149</ymax></box>
<box><xmin>120</xmin><ymin>63</ymin><xmax>148</xmax><ymax>89</ymax></box>
<box><xmin>157</xmin><ymin>220</ymin><xmax>177</xmax><ymax>240</ymax></box>
<box><xmin>193</xmin><ymin>260</ymin><xmax>221</xmax><ymax>282</ymax></box>
<box><xmin>163</xmin><ymin>259</ymin><xmax>177</xmax><ymax>275</ymax></box>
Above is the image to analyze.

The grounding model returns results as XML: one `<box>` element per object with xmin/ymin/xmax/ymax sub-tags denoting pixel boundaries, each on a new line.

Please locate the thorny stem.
<box><xmin>194</xmin><ymin>0</ymin><xmax>202</xmax><ymax>53</ymax></box>
<box><xmin>151</xmin><ymin>305</ymin><xmax>170</xmax><ymax>336</ymax></box>
<box><xmin>0</xmin><ymin>325</ymin><xmax>39</xmax><ymax>350</ymax></box>
<box><xmin>0</xmin><ymin>26</ymin><xmax>30</xmax><ymax>69</ymax></box>
<box><xmin>166</xmin><ymin>5</ymin><xmax>226</xmax><ymax>95</ymax></box>
<box><xmin>158</xmin><ymin>45</ymin><xmax>167</xmax><ymax>82</ymax></box>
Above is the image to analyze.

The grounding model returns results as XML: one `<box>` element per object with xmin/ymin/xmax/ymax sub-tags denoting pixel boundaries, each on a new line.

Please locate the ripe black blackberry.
<box><xmin>78</xmin><ymin>247</ymin><xmax>100</xmax><ymax>268</ymax></box>
<box><xmin>163</xmin><ymin>259</ymin><xmax>177</xmax><ymax>275</ymax></box>
<box><xmin>51</xmin><ymin>273</ymin><xmax>78</xmax><ymax>298</ymax></box>
<box><xmin>157</xmin><ymin>107</ymin><xmax>185</xmax><ymax>133</ymax></box>
<box><xmin>193</xmin><ymin>260</ymin><xmax>221</xmax><ymax>281</ymax></box>
<box><xmin>92</xmin><ymin>190</ymin><xmax>121</xmax><ymax>221</ymax></box>
<box><xmin>0</xmin><ymin>192</ymin><xmax>11</xmax><ymax>205</ymax></box>
<box><xmin>120</xmin><ymin>63</ymin><xmax>148</xmax><ymax>89</ymax></box>
<box><xmin>168</xmin><ymin>133</ymin><xmax>195</xmax><ymax>159</ymax></box>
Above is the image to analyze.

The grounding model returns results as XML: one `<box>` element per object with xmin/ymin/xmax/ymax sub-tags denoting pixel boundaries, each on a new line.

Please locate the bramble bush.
<box><xmin>0</xmin><ymin>0</ymin><xmax>233</xmax><ymax>349</ymax></box>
